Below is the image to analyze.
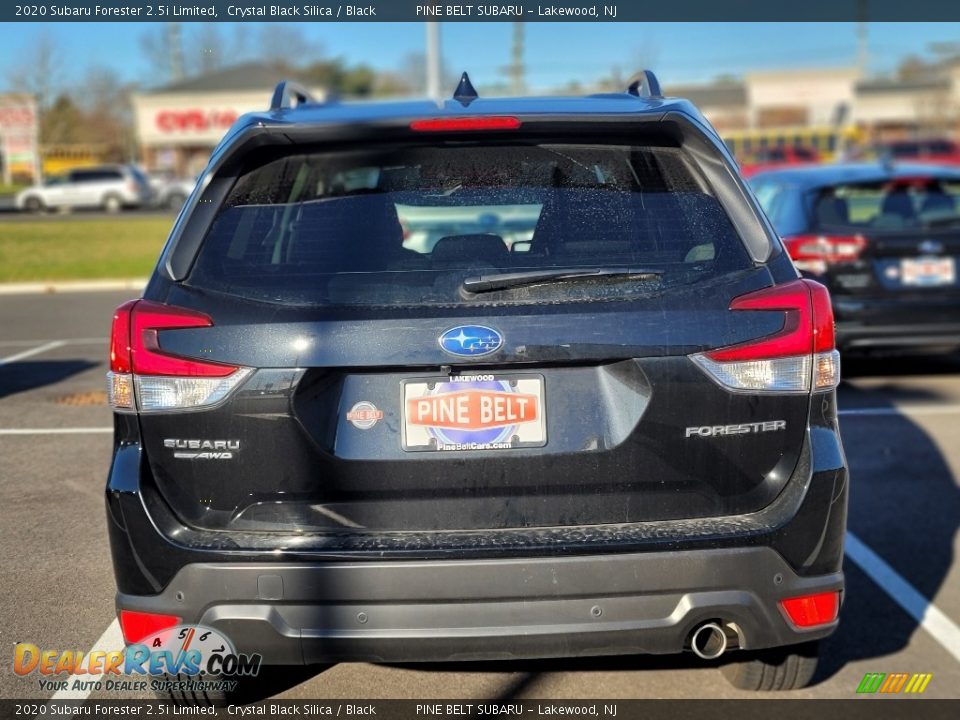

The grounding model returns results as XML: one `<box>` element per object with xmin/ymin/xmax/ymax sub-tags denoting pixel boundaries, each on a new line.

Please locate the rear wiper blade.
<box><xmin>462</xmin><ymin>267</ymin><xmax>663</xmax><ymax>294</ymax></box>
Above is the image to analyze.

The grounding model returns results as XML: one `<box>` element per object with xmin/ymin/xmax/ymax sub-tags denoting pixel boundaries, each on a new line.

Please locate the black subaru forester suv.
<box><xmin>105</xmin><ymin>73</ymin><xmax>848</xmax><ymax>699</ymax></box>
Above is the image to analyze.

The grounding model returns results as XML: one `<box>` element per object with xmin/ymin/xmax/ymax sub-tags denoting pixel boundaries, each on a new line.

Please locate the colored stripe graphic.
<box><xmin>910</xmin><ymin>674</ymin><xmax>933</xmax><ymax>694</ymax></box>
<box><xmin>884</xmin><ymin>673</ymin><xmax>909</xmax><ymax>693</ymax></box>
<box><xmin>856</xmin><ymin>673</ymin><xmax>885</xmax><ymax>693</ymax></box>
<box><xmin>857</xmin><ymin>672</ymin><xmax>932</xmax><ymax>694</ymax></box>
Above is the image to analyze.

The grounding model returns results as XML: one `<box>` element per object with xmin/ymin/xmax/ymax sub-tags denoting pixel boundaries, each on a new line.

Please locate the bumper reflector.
<box><xmin>814</xmin><ymin>349</ymin><xmax>841</xmax><ymax>390</ymax></box>
<box><xmin>108</xmin><ymin>372</ymin><xmax>134</xmax><ymax>410</ymax></box>
<box><xmin>780</xmin><ymin>591</ymin><xmax>840</xmax><ymax>628</ymax></box>
<box><xmin>119</xmin><ymin>609</ymin><xmax>181</xmax><ymax>644</ymax></box>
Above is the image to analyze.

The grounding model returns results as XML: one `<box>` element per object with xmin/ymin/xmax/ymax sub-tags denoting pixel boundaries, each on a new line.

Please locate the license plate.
<box><xmin>901</xmin><ymin>257</ymin><xmax>956</xmax><ymax>286</ymax></box>
<box><xmin>402</xmin><ymin>374</ymin><xmax>546</xmax><ymax>452</ymax></box>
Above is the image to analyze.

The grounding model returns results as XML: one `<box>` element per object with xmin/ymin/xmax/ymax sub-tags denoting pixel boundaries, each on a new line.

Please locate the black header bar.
<box><xmin>2</xmin><ymin>700</ymin><xmax>958</xmax><ymax>720</ymax></box>
<box><xmin>5</xmin><ymin>0</ymin><xmax>960</xmax><ymax>23</ymax></box>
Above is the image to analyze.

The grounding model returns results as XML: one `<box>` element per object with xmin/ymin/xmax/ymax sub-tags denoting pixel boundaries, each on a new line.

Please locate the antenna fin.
<box><xmin>453</xmin><ymin>72</ymin><xmax>479</xmax><ymax>106</ymax></box>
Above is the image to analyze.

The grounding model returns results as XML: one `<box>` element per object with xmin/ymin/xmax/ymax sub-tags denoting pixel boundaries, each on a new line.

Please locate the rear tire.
<box><xmin>720</xmin><ymin>640</ymin><xmax>820</xmax><ymax>691</ymax></box>
<box><xmin>165</xmin><ymin>192</ymin><xmax>187</xmax><ymax>212</ymax></box>
<box><xmin>23</xmin><ymin>196</ymin><xmax>44</xmax><ymax>213</ymax></box>
<box><xmin>102</xmin><ymin>194</ymin><xmax>123</xmax><ymax>213</ymax></box>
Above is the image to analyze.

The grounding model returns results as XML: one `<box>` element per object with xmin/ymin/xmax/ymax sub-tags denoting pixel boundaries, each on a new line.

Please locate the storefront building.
<box><xmin>0</xmin><ymin>93</ymin><xmax>40</xmax><ymax>184</ymax></box>
<box><xmin>132</xmin><ymin>64</ymin><xmax>323</xmax><ymax>177</ymax></box>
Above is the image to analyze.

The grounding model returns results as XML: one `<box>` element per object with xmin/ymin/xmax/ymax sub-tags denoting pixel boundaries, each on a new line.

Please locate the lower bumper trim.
<box><xmin>117</xmin><ymin>547</ymin><xmax>842</xmax><ymax>664</ymax></box>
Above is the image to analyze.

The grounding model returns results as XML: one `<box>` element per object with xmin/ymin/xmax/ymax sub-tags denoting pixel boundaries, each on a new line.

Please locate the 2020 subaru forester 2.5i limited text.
<box><xmin>105</xmin><ymin>72</ymin><xmax>847</xmax><ymax>699</ymax></box>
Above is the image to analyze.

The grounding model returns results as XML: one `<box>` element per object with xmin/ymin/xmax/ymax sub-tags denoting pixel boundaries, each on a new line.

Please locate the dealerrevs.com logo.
<box><xmin>13</xmin><ymin>625</ymin><xmax>261</xmax><ymax>695</ymax></box>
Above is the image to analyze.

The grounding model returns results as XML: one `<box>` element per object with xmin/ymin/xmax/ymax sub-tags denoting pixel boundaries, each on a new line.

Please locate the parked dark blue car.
<box><xmin>752</xmin><ymin>163</ymin><xmax>960</xmax><ymax>352</ymax></box>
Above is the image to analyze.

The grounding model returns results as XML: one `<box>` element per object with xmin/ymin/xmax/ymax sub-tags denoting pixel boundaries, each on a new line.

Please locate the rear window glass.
<box><xmin>188</xmin><ymin>144</ymin><xmax>752</xmax><ymax>307</ymax></box>
<box><xmin>752</xmin><ymin>180</ymin><xmax>784</xmax><ymax>222</ymax></box>
<box><xmin>813</xmin><ymin>178</ymin><xmax>960</xmax><ymax>231</ymax></box>
<box><xmin>73</xmin><ymin>170</ymin><xmax>122</xmax><ymax>182</ymax></box>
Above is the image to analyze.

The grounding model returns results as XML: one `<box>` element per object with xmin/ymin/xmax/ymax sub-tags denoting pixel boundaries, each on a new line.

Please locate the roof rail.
<box><xmin>270</xmin><ymin>80</ymin><xmax>315</xmax><ymax>111</ymax></box>
<box><xmin>625</xmin><ymin>70</ymin><xmax>662</xmax><ymax>99</ymax></box>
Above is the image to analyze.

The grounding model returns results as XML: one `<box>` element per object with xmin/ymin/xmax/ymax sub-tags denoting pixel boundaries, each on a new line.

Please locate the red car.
<box><xmin>739</xmin><ymin>146</ymin><xmax>820</xmax><ymax>178</ymax></box>
<box><xmin>878</xmin><ymin>139</ymin><xmax>960</xmax><ymax>166</ymax></box>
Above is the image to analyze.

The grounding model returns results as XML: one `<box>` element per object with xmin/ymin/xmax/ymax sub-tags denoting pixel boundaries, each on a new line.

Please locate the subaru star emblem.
<box><xmin>919</xmin><ymin>240</ymin><xmax>944</xmax><ymax>255</ymax></box>
<box><xmin>438</xmin><ymin>325</ymin><xmax>504</xmax><ymax>357</ymax></box>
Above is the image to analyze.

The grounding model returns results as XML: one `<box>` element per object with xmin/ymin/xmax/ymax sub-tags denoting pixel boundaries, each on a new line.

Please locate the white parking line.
<box><xmin>48</xmin><ymin>619</ymin><xmax>124</xmax><ymax>702</ymax></box>
<box><xmin>0</xmin><ymin>428</ymin><xmax>112</xmax><ymax>435</ymax></box>
<box><xmin>839</xmin><ymin>405</ymin><xmax>960</xmax><ymax>417</ymax></box>
<box><xmin>846</xmin><ymin>531</ymin><xmax>960</xmax><ymax>664</ymax></box>
<box><xmin>0</xmin><ymin>340</ymin><xmax>67</xmax><ymax>366</ymax></box>
<box><xmin>0</xmin><ymin>338</ymin><xmax>104</xmax><ymax>348</ymax></box>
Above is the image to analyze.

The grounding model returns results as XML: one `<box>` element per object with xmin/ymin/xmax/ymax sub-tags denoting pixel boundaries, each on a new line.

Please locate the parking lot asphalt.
<box><xmin>1</xmin><ymin>289</ymin><xmax>959</xmax><ymax>702</ymax></box>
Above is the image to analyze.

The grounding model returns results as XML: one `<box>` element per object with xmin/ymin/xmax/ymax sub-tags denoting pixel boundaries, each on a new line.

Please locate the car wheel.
<box><xmin>103</xmin><ymin>194</ymin><xmax>123</xmax><ymax>213</ymax></box>
<box><xmin>720</xmin><ymin>640</ymin><xmax>820</xmax><ymax>691</ymax></box>
<box><xmin>165</xmin><ymin>193</ymin><xmax>187</xmax><ymax>212</ymax></box>
<box><xmin>23</xmin><ymin>196</ymin><xmax>44</xmax><ymax>213</ymax></box>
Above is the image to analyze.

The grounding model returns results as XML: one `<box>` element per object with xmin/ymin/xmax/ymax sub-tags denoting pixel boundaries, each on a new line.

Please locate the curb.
<box><xmin>0</xmin><ymin>279</ymin><xmax>148</xmax><ymax>295</ymax></box>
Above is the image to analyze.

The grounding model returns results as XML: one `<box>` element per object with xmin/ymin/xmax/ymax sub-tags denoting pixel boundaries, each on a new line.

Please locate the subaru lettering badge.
<box><xmin>919</xmin><ymin>240</ymin><xmax>944</xmax><ymax>255</ymax></box>
<box><xmin>438</xmin><ymin>325</ymin><xmax>504</xmax><ymax>358</ymax></box>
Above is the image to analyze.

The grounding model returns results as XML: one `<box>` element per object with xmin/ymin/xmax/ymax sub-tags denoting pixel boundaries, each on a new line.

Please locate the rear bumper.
<box><xmin>116</xmin><ymin>549</ymin><xmax>842</xmax><ymax>663</ymax></box>
<box><xmin>107</xmin><ymin>411</ymin><xmax>848</xmax><ymax>663</ymax></box>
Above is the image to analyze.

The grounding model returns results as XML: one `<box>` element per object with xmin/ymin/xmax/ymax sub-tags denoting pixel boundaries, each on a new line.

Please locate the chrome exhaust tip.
<box><xmin>690</xmin><ymin>622</ymin><xmax>728</xmax><ymax>660</ymax></box>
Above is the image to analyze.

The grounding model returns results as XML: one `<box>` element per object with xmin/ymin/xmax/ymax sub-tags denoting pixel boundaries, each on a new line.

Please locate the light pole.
<box><xmin>426</xmin><ymin>21</ymin><xmax>442</xmax><ymax>101</ymax></box>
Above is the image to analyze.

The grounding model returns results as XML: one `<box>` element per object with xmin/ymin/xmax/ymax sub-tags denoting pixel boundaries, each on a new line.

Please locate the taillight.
<box><xmin>780</xmin><ymin>591</ymin><xmax>840</xmax><ymax>628</ymax></box>
<box><xmin>409</xmin><ymin>116</ymin><xmax>521</xmax><ymax>132</ymax></box>
<box><xmin>128</xmin><ymin>301</ymin><xmax>236</xmax><ymax>377</ymax></box>
<box><xmin>690</xmin><ymin>279</ymin><xmax>840</xmax><ymax>393</ymax></box>
<box><xmin>107</xmin><ymin>300</ymin><xmax>251</xmax><ymax>412</ymax></box>
<box><xmin>782</xmin><ymin>233</ymin><xmax>867</xmax><ymax>274</ymax></box>
<box><xmin>109</xmin><ymin>300</ymin><xmax>136</xmax><ymax>374</ymax></box>
<box><xmin>119</xmin><ymin>609</ymin><xmax>181</xmax><ymax>644</ymax></box>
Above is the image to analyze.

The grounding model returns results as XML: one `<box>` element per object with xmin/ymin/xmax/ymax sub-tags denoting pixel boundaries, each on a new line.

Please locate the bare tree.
<box><xmin>191</xmin><ymin>25</ymin><xmax>225</xmax><ymax>75</ymax></box>
<box><xmin>230</xmin><ymin>25</ymin><xmax>254</xmax><ymax>64</ymax></box>
<box><xmin>140</xmin><ymin>26</ymin><xmax>171</xmax><ymax>83</ymax></box>
<box><xmin>400</xmin><ymin>52</ymin><xmax>427</xmax><ymax>95</ymax></box>
<box><xmin>633</xmin><ymin>35</ymin><xmax>661</xmax><ymax>74</ymax></box>
<box><xmin>7</xmin><ymin>31</ymin><xmax>63</xmax><ymax>112</ymax></box>
<box><xmin>76</xmin><ymin>66</ymin><xmax>136</xmax><ymax>161</ymax></box>
<box><xmin>258</xmin><ymin>25</ymin><xmax>320</xmax><ymax>67</ymax></box>
<box><xmin>41</xmin><ymin>95</ymin><xmax>85</xmax><ymax>146</ymax></box>
<box><xmin>399</xmin><ymin>52</ymin><xmax>456</xmax><ymax>96</ymax></box>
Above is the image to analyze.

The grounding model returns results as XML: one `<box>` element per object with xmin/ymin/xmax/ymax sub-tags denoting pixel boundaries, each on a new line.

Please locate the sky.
<box><xmin>1</xmin><ymin>22</ymin><xmax>959</xmax><ymax>93</ymax></box>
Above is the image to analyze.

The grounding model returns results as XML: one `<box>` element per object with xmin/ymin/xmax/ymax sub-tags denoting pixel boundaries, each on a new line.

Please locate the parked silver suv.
<box><xmin>147</xmin><ymin>169</ymin><xmax>197</xmax><ymax>212</ymax></box>
<box><xmin>15</xmin><ymin>164</ymin><xmax>152</xmax><ymax>213</ymax></box>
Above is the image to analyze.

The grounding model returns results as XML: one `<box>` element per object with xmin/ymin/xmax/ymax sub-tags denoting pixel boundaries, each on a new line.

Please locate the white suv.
<box><xmin>15</xmin><ymin>165</ymin><xmax>152</xmax><ymax>213</ymax></box>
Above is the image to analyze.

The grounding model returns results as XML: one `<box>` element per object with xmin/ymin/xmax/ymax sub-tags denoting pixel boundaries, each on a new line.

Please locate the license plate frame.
<box><xmin>401</xmin><ymin>374</ymin><xmax>546</xmax><ymax>452</ymax></box>
<box><xmin>900</xmin><ymin>256</ymin><xmax>956</xmax><ymax>286</ymax></box>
